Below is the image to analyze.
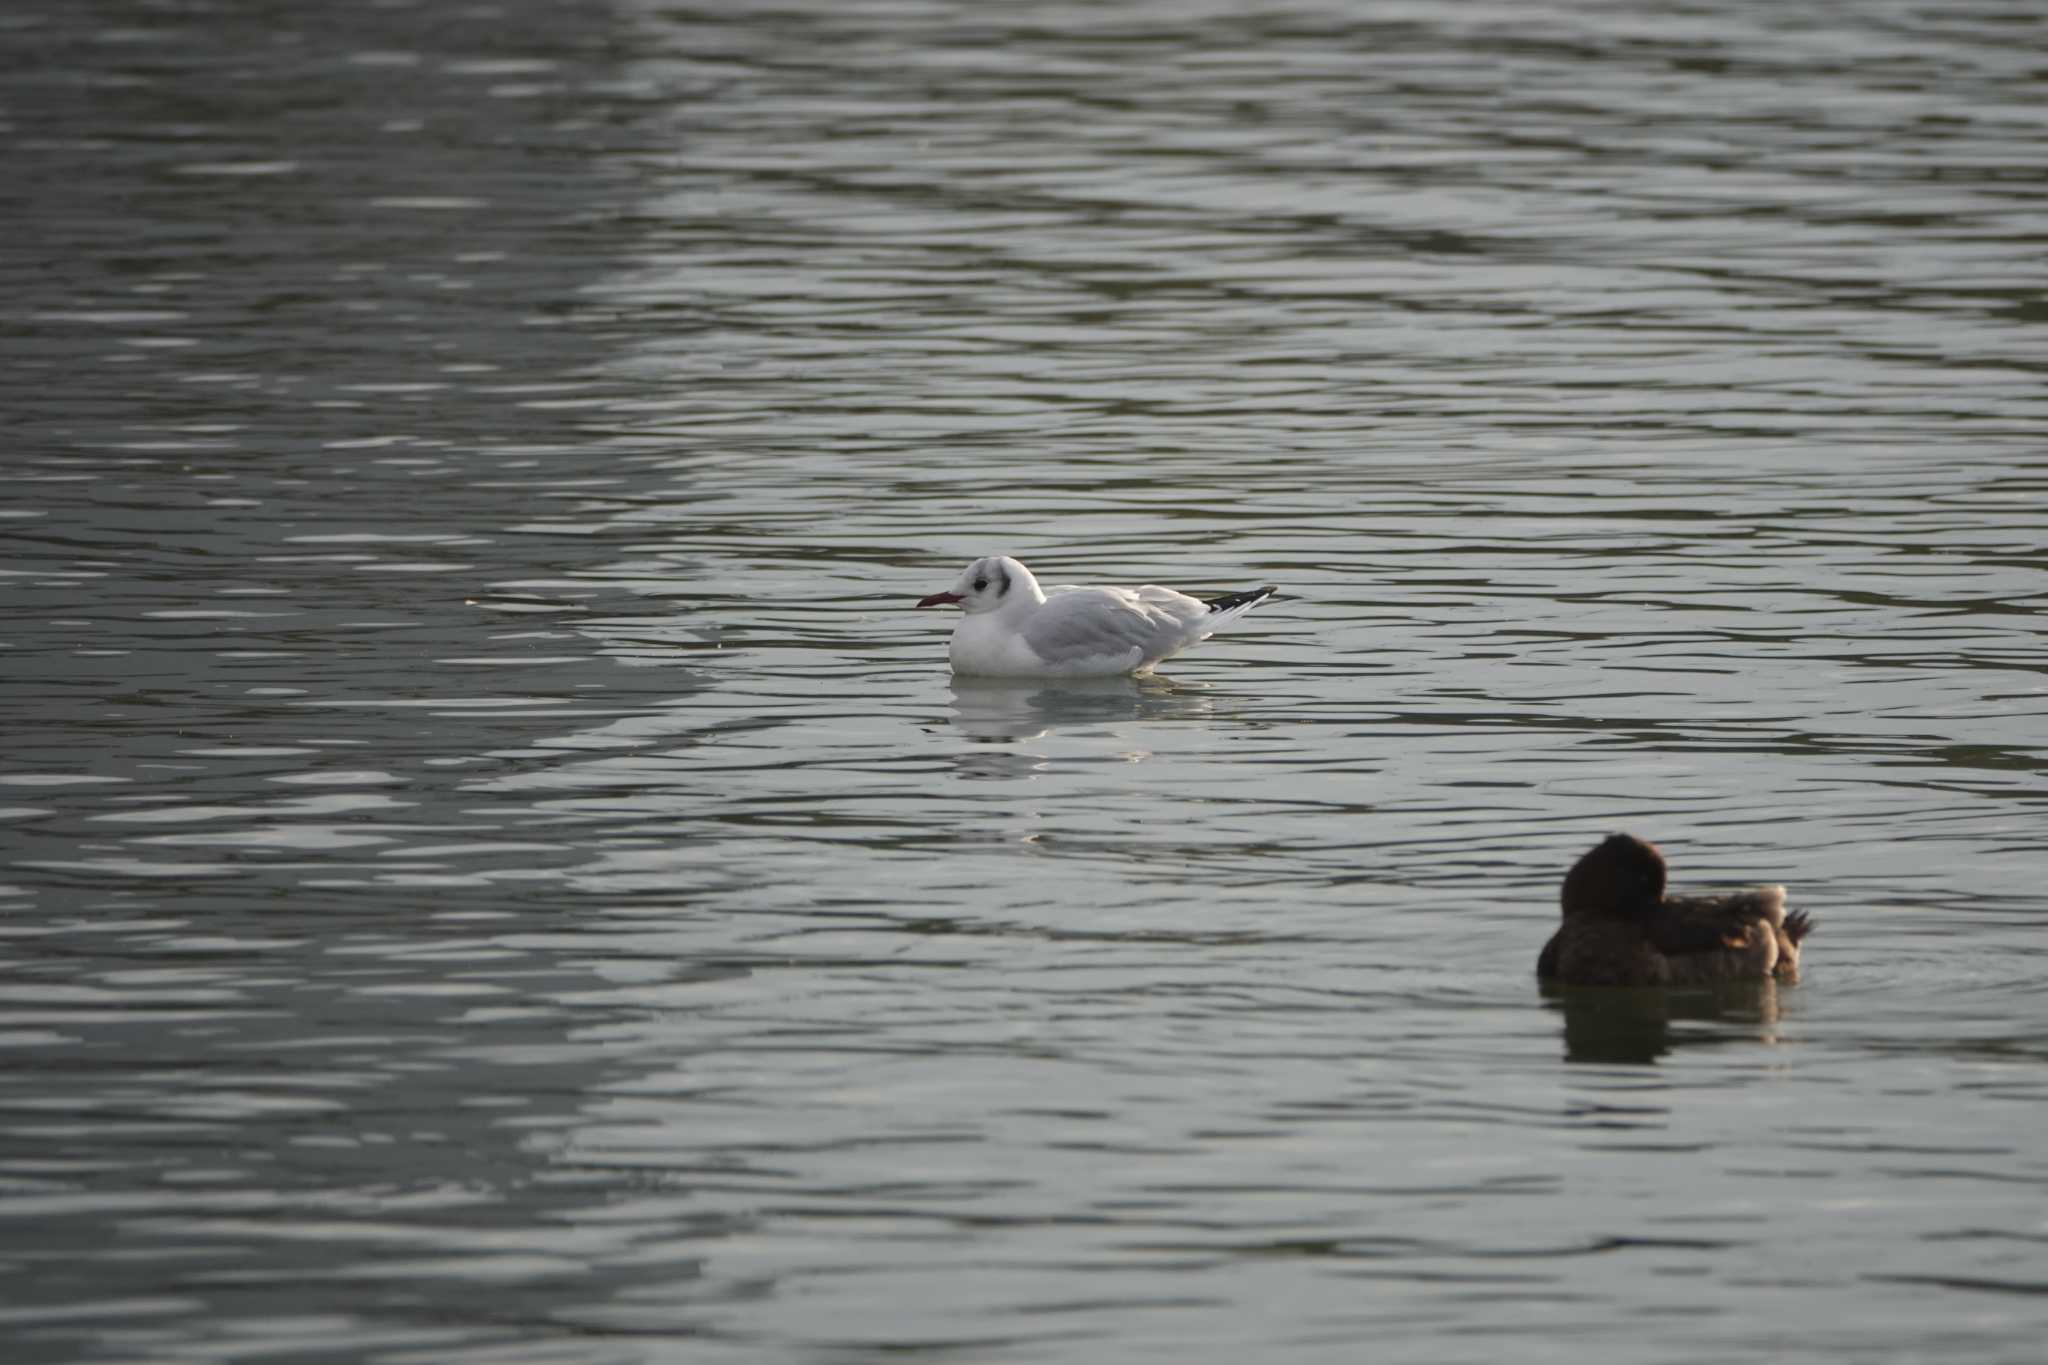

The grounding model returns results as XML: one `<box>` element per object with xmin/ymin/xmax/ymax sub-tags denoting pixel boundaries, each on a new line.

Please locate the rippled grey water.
<box><xmin>4</xmin><ymin>0</ymin><xmax>2047</xmax><ymax>1360</ymax></box>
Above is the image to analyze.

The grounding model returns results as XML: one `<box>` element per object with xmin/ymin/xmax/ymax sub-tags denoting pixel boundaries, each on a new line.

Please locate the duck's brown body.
<box><xmin>1536</xmin><ymin>834</ymin><xmax>1813</xmax><ymax>987</ymax></box>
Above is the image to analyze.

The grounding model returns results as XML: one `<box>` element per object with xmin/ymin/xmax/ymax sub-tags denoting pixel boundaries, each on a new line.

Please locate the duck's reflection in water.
<box><xmin>1541</xmin><ymin>979</ymin><xmax>1789</xmax><ymax>1065</ymax></box>
<box><xmin>944</xmin><ymin>675</ymin><xmax>1221</xmax><ymax>744</ymax></box>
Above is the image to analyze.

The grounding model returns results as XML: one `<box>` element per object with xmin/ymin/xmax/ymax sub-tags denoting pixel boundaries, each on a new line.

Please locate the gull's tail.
<box><xmin>1201</xmin><ymin>585</ymin><xmax>1279</xmax><ymax>632</ymax></box>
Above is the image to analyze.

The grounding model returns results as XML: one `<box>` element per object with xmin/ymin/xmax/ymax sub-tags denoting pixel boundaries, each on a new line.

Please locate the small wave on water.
<box><xmin>2</xmin><ymin>0</ymin><xmax>2045</xmax><ymax>1360</ymax></box>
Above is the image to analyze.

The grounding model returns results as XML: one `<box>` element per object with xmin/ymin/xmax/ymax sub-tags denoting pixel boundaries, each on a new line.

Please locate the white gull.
<box><xmin>914</xmin><ymin>555</ymin><xmax>1277</xmax><ymax>678</ymax></box>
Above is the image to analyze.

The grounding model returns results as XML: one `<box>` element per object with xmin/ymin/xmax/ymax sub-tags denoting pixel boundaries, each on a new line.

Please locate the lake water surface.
<box><xmin>4</xmin><ymin>1</ymin><xmax>2047</xmax><ymax>1361</ymax></box>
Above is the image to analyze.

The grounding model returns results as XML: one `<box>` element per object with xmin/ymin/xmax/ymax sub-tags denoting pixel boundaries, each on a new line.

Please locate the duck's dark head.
<box><xmin>1560</xmin><ymin>832</ymin><xmax>1667</xmax><ymax>919</ymax></box>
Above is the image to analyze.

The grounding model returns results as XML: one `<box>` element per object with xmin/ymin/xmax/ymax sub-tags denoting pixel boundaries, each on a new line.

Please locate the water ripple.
<box><xmin>3</xmin><ymin>0</ymin><xmax>2046</xmax><ymax>1360</ymax></box>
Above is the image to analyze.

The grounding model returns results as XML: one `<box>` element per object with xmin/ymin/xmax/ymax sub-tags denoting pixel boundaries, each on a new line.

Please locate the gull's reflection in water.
<box><xmin>942</xmin><ymin>676</ymin><xmax>1221</xmax><ymax>776</ymax></box>
<box><xmin>1541</xmin><ymin>979</ymin><xmax>1789</xmax><ymax>1065</ymax></box>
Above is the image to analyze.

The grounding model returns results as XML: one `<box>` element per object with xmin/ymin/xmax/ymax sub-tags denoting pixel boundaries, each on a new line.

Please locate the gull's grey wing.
<box><xmin>1022</xmin><ymin>588</ymin><xmax>1200</xmax><ymax>665</ymax></box>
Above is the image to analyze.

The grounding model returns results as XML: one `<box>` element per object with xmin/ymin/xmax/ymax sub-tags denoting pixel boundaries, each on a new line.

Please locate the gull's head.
<box><xmin>916</xmin><ymin>555</ymin><xmax>1036</xmax><ymax>614</ymax></box>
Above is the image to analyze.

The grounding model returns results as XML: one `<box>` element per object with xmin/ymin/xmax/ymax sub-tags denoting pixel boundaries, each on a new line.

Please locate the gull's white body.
<box><xmin>916</xmin><ymin>555</ymin><xmax>1275</xmax><ymax>678</ymax></box>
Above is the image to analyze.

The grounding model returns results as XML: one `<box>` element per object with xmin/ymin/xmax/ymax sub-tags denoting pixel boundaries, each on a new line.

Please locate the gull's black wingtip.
<box><xmin>1203</xmin><ymin>585</ymin><xmax>1280</xmax><ymax>614</ymax></box>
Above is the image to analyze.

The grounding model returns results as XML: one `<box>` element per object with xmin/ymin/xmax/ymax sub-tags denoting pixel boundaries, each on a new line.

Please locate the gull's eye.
<box><xmin>973</xmin><ymin>577</ymin><xmax>988</xmax><ymax>592</ymax></box>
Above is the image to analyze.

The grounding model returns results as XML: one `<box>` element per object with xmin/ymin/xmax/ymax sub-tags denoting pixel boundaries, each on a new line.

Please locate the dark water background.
<box><xmin>4</xmin><ymin>1</ymin><xmax>2047</xmax><ymax>1360</ymax></box>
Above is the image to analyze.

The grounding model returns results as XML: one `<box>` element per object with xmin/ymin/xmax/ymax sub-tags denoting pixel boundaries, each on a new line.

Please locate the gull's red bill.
<box><xmin>915</xmin><ymin>591</ymin><xmax>964</xmax><ymax>608</ymax></box>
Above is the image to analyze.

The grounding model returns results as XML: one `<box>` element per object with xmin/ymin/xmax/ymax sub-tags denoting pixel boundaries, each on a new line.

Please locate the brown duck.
<box><xmin>1537</xmin><ymin>833</ymin><xmax>1814</xmax><ymax>987</ymax></box>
